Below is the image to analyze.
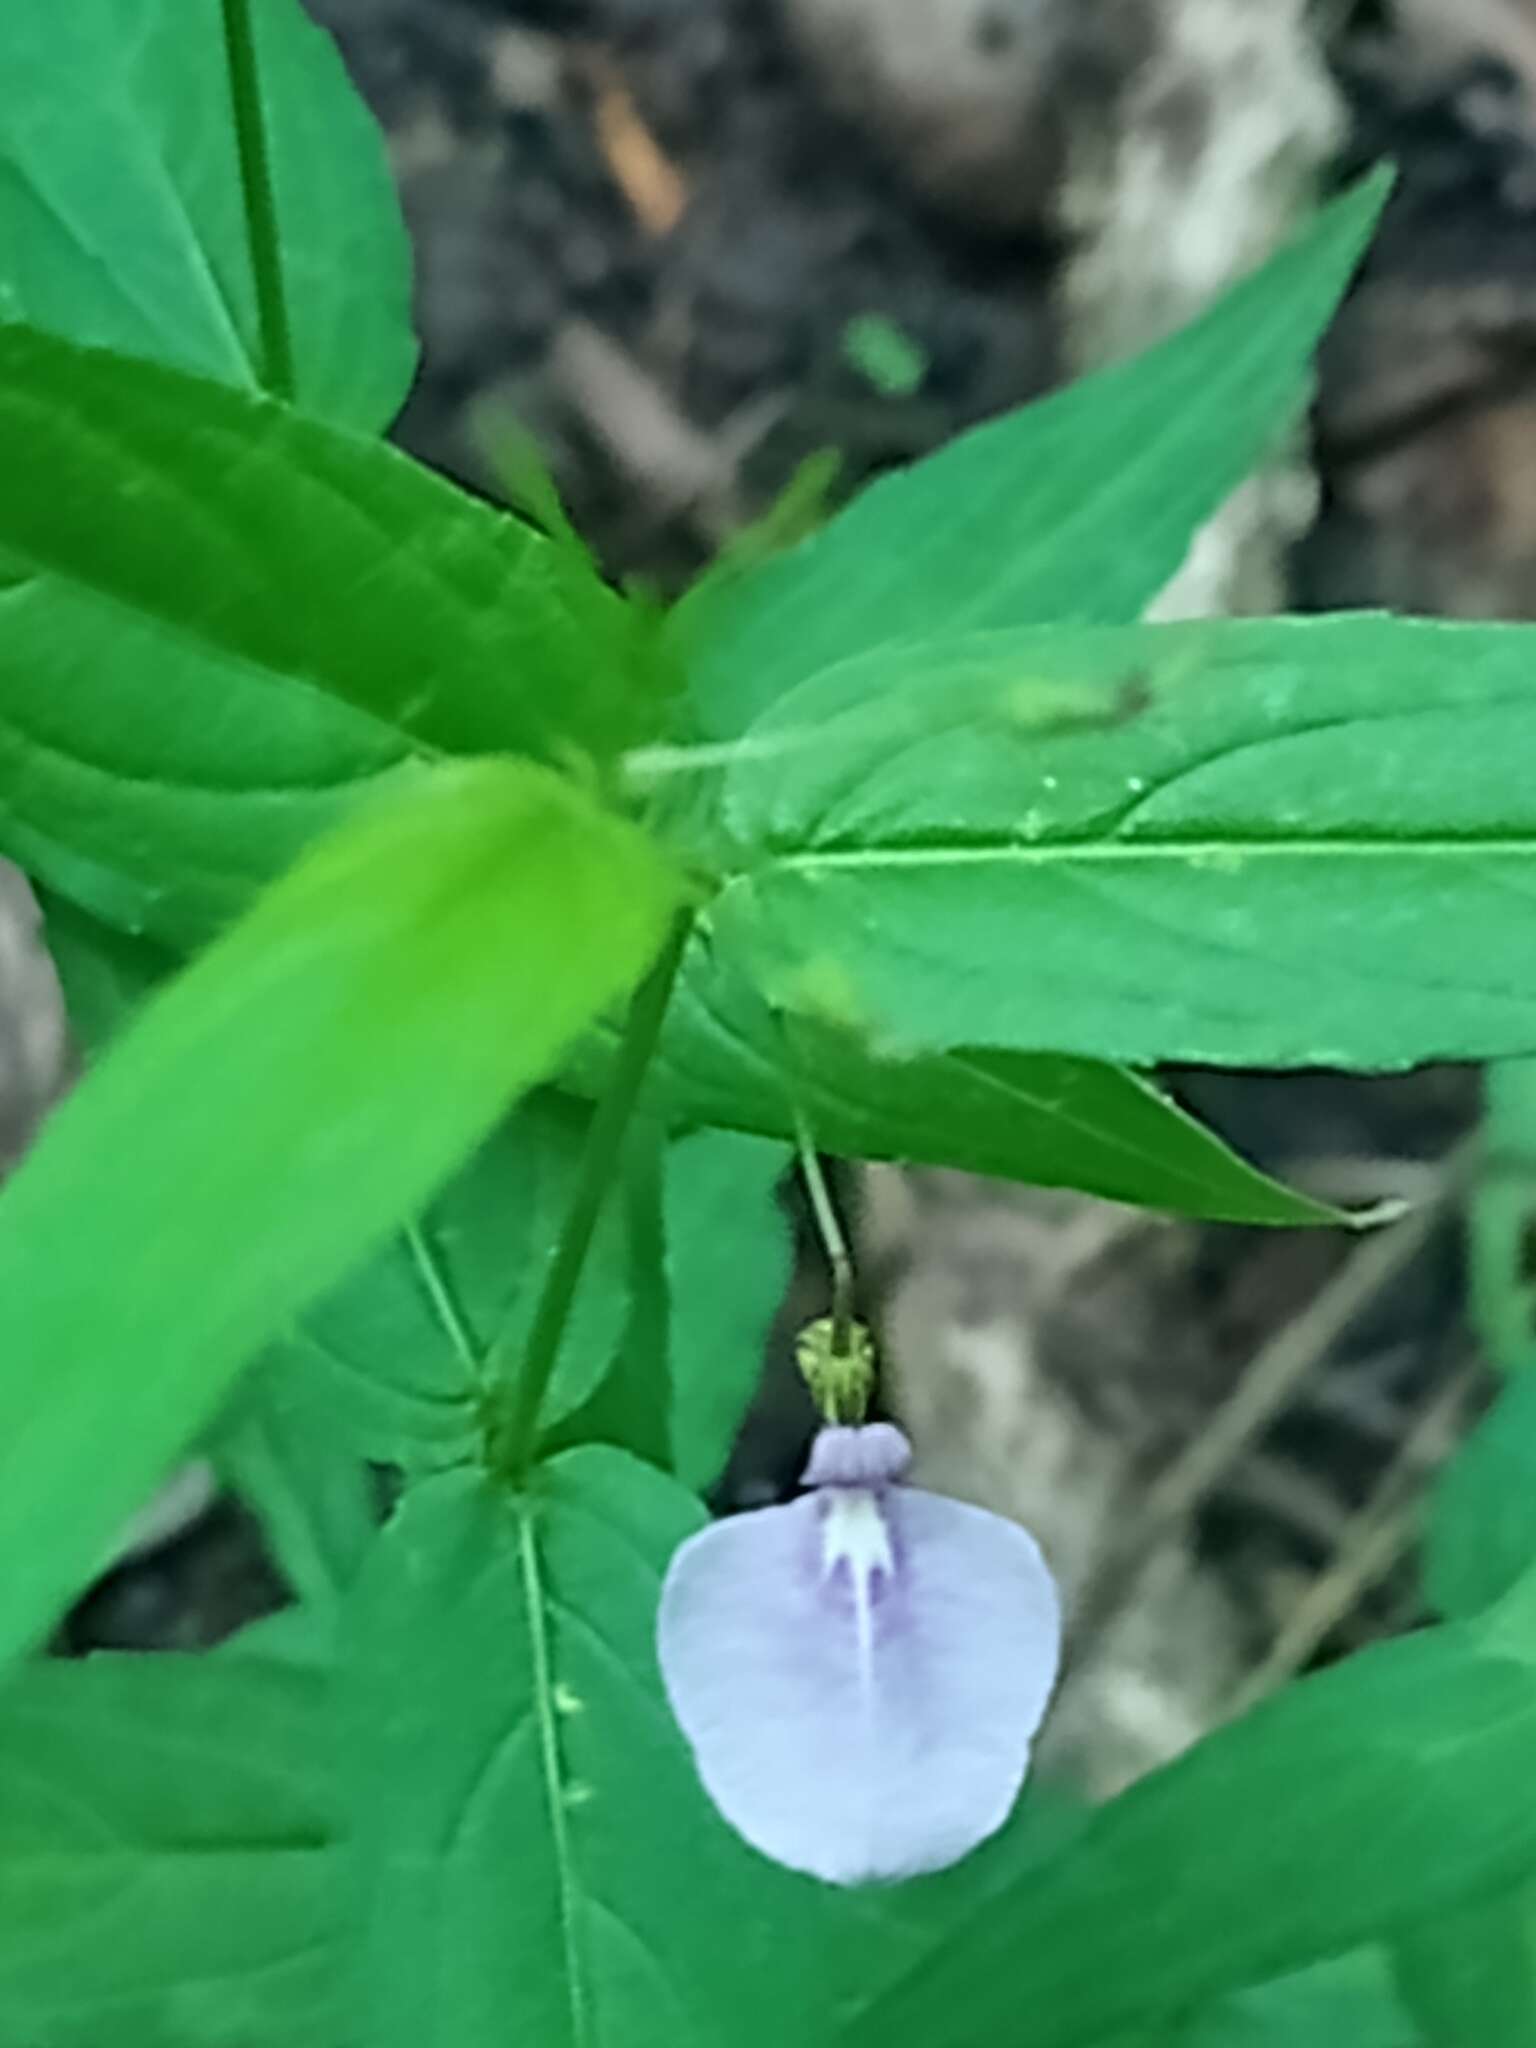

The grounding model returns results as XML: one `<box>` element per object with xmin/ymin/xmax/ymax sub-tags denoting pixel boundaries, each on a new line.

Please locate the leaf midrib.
<box><xmin>516</xmin><ymin>1498</ymin><xmax>593</xmax><ymax>2048</ymax></box>
<box><xmin>740</xmin><ymin>832</ymin><xmax>1536</xmax><ymax>875</ymax></box>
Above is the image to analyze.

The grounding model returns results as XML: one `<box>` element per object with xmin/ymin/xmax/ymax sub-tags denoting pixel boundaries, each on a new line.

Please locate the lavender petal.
<box><xmin>802</xmin><ymin>1421</ymin><xmax>912</xmax><ymax>1490</ymax></box>
<box><xmin>657</xmin><ymin>1475</ymin><xmax>1060</xmax><ymax>1886</ymax></box>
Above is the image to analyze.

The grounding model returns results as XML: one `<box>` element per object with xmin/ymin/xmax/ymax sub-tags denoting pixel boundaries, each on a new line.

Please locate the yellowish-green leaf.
<box><xmin>0</xmin><ymin>758</ymin><xmax>676</xmax><ymax>1664</ymax></box>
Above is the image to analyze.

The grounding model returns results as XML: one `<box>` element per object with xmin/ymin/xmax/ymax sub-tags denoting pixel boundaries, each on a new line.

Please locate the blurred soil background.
<box><xmin>12</xmin><ymin>0</ymin><xmax>1536</xmax><ymax>1790</ymax></box>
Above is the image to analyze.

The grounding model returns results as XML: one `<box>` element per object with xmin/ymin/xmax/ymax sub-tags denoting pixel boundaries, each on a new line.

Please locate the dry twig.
<box><xmin>1226</xmin><ymin>1354</ymin><xmax>1482</xmax><ymax>1714</ymax></box>
<box><xmin>1073</xmin><ymin>1139</ymin><xmax>1476</xmax><ymax>1650</ymax></box>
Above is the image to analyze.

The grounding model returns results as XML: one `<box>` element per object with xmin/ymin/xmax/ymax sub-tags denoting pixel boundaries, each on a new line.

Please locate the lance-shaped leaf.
<box><xmin>658</xmin><ymin>1423</ymin><xmax>1061</xmax><ymax>1884</ymax></box>
<box><xmin>1470</xmin><ymin>1063</ymin><xmax>1536</xmax><ymax>1375</ymax></box>
<box><xmin>1395</xmin><ymin>1885</ymin><xmax>1536</xmax><ymax>2048</ymax></box>
<box><xmin>671</xmin><ymin>174</ymin><xmax>1388</xmax><ymax>738</ymax></box>
<box><xmin>1426</xmin><ymin>1371</ymin><xmax>1536</xmax><ymax>1620</ymax></box>
<box><xmin>665</xmin><ymin>1127</ymin><xmax>794</xmax><ymax>1488</ymax></box>
<box><xmin>1180</xmin><ymin>1950</ymin><xmax>1416</xmax><ymax>2048</ymax></box>
<box><xmin>43</xmin><ymin>906</ymin><xmax>633</xmax><ymax>1467</ymax></box>
<box><xmin>50</xmin><ymin>863</ymin><xmax>1348</xmax><ymax>1240</ymax></box>
<box><xmin>839</xmin><ymin>1601</ymin><xmax>1536</xmax><ymax>2048</ymax></box>
<box><xmin>1428</xmin><ymin>1066</ymin><xmax>1536</xmax><ymax>1621</ymax></box>
<box><xmin>542</xmin><ymin>1118</ymin><xmax>675</xmax><ymax>1470</ymax></box>
<box><xmin>0</xmin><ymin>0</ymin><xmax>415</xmax><ymax>429</ymax></box>
<box><xmin>252</xmin><ymin>1092</ymin><xmax>634</xmax><ymax>1467</ymax></box>
<box><xmin>342</xmin><ymin>1454</ymin><xmax>724</xmax><ymax>2048</ymax></box>
<box><xmin>0</xmin><ymin>615</ymin><xmax>422</xmax><ymax>952</ymax></box>
<box><xmin>0</xmin><ymin>326</ymin><xmax>651</xmax><ymax>819</ymax></box>
<box><xmin>0</xmin><ymin>757</ymin><xmax>676</xmax><ymax>1664</ymax></box>
<box><xmin>641</xmin><ymin>945</ymin><xmax>1350</xmax><ymax>1226</ymax></box>
<box><xmin>213</xmin><ymin>1369</ymin><xmax>380</xmax><ymax>1617</ymax></box>
<box><xmin>342</xmin><ymin>1452</ymin><xmax>1079</xmax><ymax>2048</ymax></box>
<box><xmin>540</xmin><ymin>1120</ymin><xmax>795</xmax><ymax>1483</ymax></box>
<box><xmin>0</xmin><ymin>1649</ymin><xmax>347</xmax><ymax>2046</ymax></box>
<box><xmin>51</xmin><ymin>879</ymin><xmax>1349</xmax><ymax>1231</ymax></box>
<box><xmin>717</xmin><ymin>614</ymin><xmax>1536</xmax><ymax>1071</ymax></box>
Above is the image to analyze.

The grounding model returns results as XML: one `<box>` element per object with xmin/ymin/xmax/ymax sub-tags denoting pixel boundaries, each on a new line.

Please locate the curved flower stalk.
<box><xmin>658</xmin><ymin>1418</ymin><xmax>1061</xmax><ymax>1886</ymax></box>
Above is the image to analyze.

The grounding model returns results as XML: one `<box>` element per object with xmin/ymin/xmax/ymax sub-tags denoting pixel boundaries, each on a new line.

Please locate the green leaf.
<box><xmin>621</xmin><ymin>945</ymin><xmax>1349</xmax><ymax>1226</ymax></box>
<box><xmin>665</xmin><ymin>1127</ymin><xmax>793</xmax><ymax>1488</ymax></box>
<box><xmin>840</xmin><ymin>1621</ymin><xmax>1536</xmax><ymax>2048</ymax></box>
<box><xmin>622</xmin><ymin>1131</ymin><xmax>675</xmax><ymax>1465</ymax></box>
<box><xmin>0</xmin><ymin>1649</ymin><xmax>347</xmax><ymax>2047</ymax></box>
<box><xmin>717</xmin><ymin>615</ymin><xmax>1536</xmax><ymax>1071</ymax></box>
<box><xmin>672</xmin><ymin>173</ymin><xmax>1388</xmax><ymax>738</ymax></box>
<box><xmin>0</xmin><ymin>328</ymin><xmax>651</xmax><ymax>897</ymax></box>
<box><xmin>545</xmin><ymin>1119</ymin><xmax>674</xmax><ymax>1468</ymax></box>
<box><xmin>213</xmin><ymin>1369</ymin><xmax>379</xmax><ymax>1614</ymax></box>
<box><xmin>39</xmin><ymin>889</ymin><xmax>176</xmax><ymax>1059</ymax></box>
<box><xmin>841</xmin><ymin>315</ymin><xmax>928</xmax><ymax>397</ymax></box>
<box><xmin>476</xmin><ymin>409</ymin><xmax>591</xmax><ymax>556</ymax></box>
<box><xmin>1469</xmin><ymin>1063</ymin><xmax>1536</xmax><ymax>1374</ymax></box>
<box><xmin>1182</xmin><ymin>1951</ymin><xmax>1417</xmax><ymax>2048</ymax></box>
<box><xmin>0</xmin><ymin>0</ymin><xmax>415</xmax><ymax>430</ymax></box>
<box><xmin>50</xmin><ymin>867</ymin><xmax>1335</xmax><ymax>1236</ymax></box>
<box><xmin>1427</xmin><ymin>1063</ymin><xmax>1536</xmax><ymax>1619</ymax></box>
<box><xmin>3</xmin><ymin>629</ymin><xmax>414</xmax><ymax>955</ymax></box>
<box><xmin>0</xmin><ymin>757</ymin><xmax>676</xmax><ymax>1663</ymax></box>
<box><xmin>219</xmin><ymin>1601</ymin><xmax>333</xmax><ymax>1673</ymax></box>
<box><xmin>341</xmin><ymin>1452</ymin><xmax>1086</xmax><ymax>2048</ymax></box>
<box><xmin>1395</xmin><ymin>1885</ymin><xmax>1536</xmax><ymax>2048</ymax></box>
<box><xmin>341</xmin><ymin>1455</ymin><xmax>707</xmax><ymax>2048</ymax></box>
<box><xmin>700</xmin><ymin>450</ymin><xmax>844</xmax><ymax>588</ymax></box>
<box><xmin>258</xmin><ymin>1092</ymin><xmax>634</xmax><ymax>1466</ymax></box>
<box><xmin>1425</xmin><ymin>1373</ymin><xmax>1536</xmax><ymax>1620</ymax></box>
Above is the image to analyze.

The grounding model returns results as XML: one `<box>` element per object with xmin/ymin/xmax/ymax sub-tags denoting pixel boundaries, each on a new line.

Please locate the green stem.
<box><xmin>486</xmin><ymin>911</ymin><xmax>692</xmax><ymax>1478</ymax></box>
<box><xmin>793</xmin><ymin>1104</ymin><xmax>855</xmax><ymax>1357</ymax></box>
<box><xmin>221</xmin><ymin>0</ymin><xmax>296</xmax><ymax>401</ymax></box>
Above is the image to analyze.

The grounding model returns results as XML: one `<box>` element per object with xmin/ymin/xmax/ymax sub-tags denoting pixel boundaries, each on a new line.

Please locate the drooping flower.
<box><xmin>657</xmin><ymin>1418</ymin><xmax>1061</xmax><ymax>1887</ymax></box>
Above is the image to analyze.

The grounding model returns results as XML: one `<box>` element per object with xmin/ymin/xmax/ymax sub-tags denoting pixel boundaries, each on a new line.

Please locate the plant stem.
<box><xmin>221</xmin><ymin>0</ymin><xmax>296</xmax><ymax>401</ymax></box>
<box><xmin>793</xmin><ymin>1105</ymin><xmax>855</xmax><ymax>1357</ymax></box>
<box><xmin>486</xmin><ymin>911</ymin><xmax>692</xmax><ymax>1479</ymax></box>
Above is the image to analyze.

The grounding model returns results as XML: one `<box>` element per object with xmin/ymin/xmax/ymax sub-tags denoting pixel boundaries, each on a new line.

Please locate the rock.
<box><xmin>1057</xmin><ymin>0</ymin><xmax>1343</xmax><ymax>619</ymax></box>
<box><xmin>778</xmin><ymin>0</ymin><xmax>1342</xmax><ymax>612</ymax></box>
<box><xmin>0</xmin><ymin>862</ymin><xmax>65</xmax><ymax>1168</ymax></box>
<box><xmin>1300</xmin><ymin>3</ymin><xmax>1536</xmax><ymax>620</ymax></box>
<box><xmin>1058</xmin><ymin>0</ymin><xmax>1341</xmax><ymax>364</ymax></box>
<box><xmin>778</xmin><ymin>0</ymin><xmax>1075</xmax><ymax>231</ymax></box>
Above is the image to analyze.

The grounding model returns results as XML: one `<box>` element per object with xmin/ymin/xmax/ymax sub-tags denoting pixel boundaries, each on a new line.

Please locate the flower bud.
<box><xmin>795</xmin><ymin>1314</ymin><xmax>876</xmax><ymax>1424</ymax></box>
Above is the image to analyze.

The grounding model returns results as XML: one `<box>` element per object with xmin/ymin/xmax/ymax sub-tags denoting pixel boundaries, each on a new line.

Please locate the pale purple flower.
<box><xmin>657</xmin><ymin>1421</ymin><xmax>1061</xmax><ymax>1887</ymax></box>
